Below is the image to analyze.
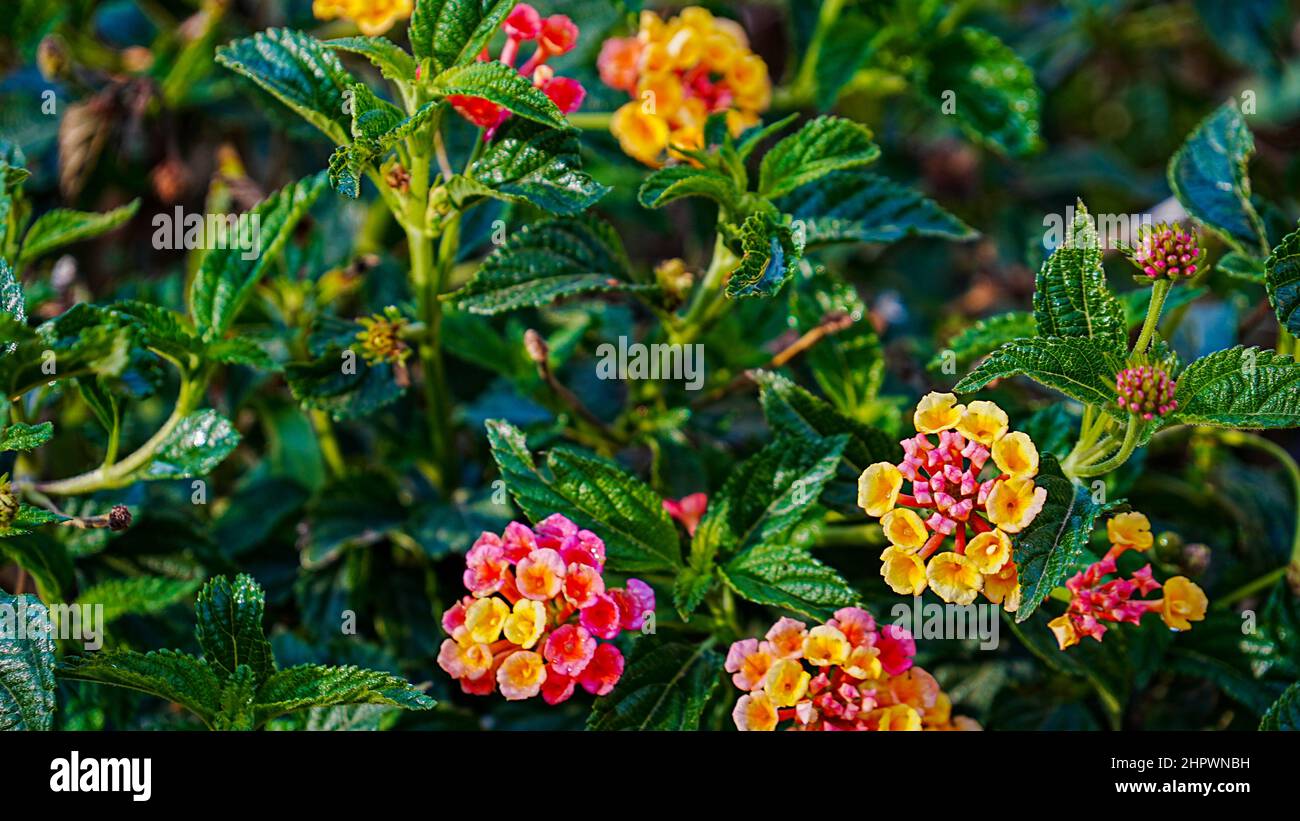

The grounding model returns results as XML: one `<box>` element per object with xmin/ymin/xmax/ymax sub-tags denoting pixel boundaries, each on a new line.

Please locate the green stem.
<box><xmin>1074</xmin><ymin>415</ymin><xmax>1140</xmax><ymax>478</ymax></box>
<box><xmin>1210</xmin><ymin>430</ymin><xmax>1300</xmax><ymax>594</ymax></box>
<box><xmin>1214</xmin><ymin>568</ymin><xmax>1286</xmax><ymax>610</ymax></box>
<box><xmin>310</xmin><ymin>410</ymin><xmax>347</xmax><ymax>479</ymax></box>
<box><xmin>36</xmin><ymin>370</ymin><xmax>206</xmax><ymax>495</ymax></box>
<box><xmin>671</xmin><ymin>233</ymin><xmax>738</xmax><ymax>345</ymax></box>
<box><xmin>789</xmin><ymin>0</ymin><xmax>847</xmax><ymax>106</ymax></box>
<box><xmin>1133</xmin><ymin>279</ymin><xmax>1171</xmax><ymax>355</ymax></box>
<box><xmin>566</xmin><ymin>111</ymin><xmax>613</xmax><ymax>130</ymax></box>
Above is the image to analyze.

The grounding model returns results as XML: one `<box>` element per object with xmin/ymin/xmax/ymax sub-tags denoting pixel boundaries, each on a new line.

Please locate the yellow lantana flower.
<box><xmin>802</xmin><ymin>625</ymin><xmax>850</xmax><ymax>667</ymax></box>
<box><xmin>858</xmin><ymin>462</ymin><xmax>903</xmax><ymax>517</ymax></box>
<box><xmin>957</xmin><ymin>400</ymin><xmax>1009</xmax><ymax>445</ymax></box>
<box><xmin>463</xmin><ymin>597</ymin><xmax>509</xmax><ymax>645</ymax></box>
<box><xmin>1048</xmin><ymin>614</ymin><xmax>1080</xmax><ymax>650</ymax></box>
<box><xmin>982</xmin><ymin>562</ymin><xmax>1021</xmax><ymax>612</ymax></box>
<box><xmin>1107</xmin><ymin>511</ymin><xmax>1154</xmax><ymax>552</ymax></box>
<box><xmin>502</xmin><ymin>598</ymin><xmax>546</xmax><ymax>649</ymax></box>
<box><xmin>764</xmin><ymin>658</ymin><xmax>811</xmax><ymax>707</ymax></box>
<box><xmin>1161</xmin><ymin>576</ymin><xmax>1208</xmax><ymax>630</ymax></box>
<box><xmin>992</xmin><ymin>431</ymin><xmax>1039</xmax><ymax>477</ymax></box>
<box><xmin>986</xmin><ymin>477</ymin><xmax>1048</xmax><ymax>533</ymax></box>
<box><xmin>914</xmin><ymin>391</ymin><xmax>964</xmax><ymax>433</ymax></box>
<box><xmin>880</xmin><ymin>547</ymin><xmax>927</xmax><ymax>595</ymax></box>
<box><xmin>312</xmin><ymin>0</ymin><xmax>412</xmax><ymax>36</ymax></box>
<box><xmin>965</xmin><ymin>529</ymin><xmax>1012</xmax><ymax>574</ymax></box>
<box><xmin>881</xmin><ymin>508</ymin><xmax>928</xmax><ymax>550</ymax></box>
<box><xmin>926</xmin><ymin>553</ymin><xmax>983</xmax><ymax>605</ymax></box>
<box><xmin>733</xmin><ymin>691</ymin><xmax>779</xmax><ymax>731</ymax></box>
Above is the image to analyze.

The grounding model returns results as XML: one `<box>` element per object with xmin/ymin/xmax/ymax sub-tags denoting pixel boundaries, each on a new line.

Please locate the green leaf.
<box><xmin>285</xmin><ymin>346</ymin><xmax>405</xmax><ymax>421</ymax></box>
<box><xmin>58</xmin><ymin>649</ymin><xmax>222</xmax><ymax>727</ymax></box>
<box><xmin>486</xmin><ymin>419</ymin><xmax>682</xmax><ymax>573</ymax></box>
<box><xmin>1168</xmin><ymin>101</ymin><xmax>1268</xmax><ymax>255</ymax></box>
<box><xmin>113</xmin><ymin>299</ymin><xmax>204</xmax><ymax>362</ymax></box>
<box><xmin>409</xmin><ymin>0</ymin><xmax>513</xmax><ymax>73</ymax></box>
<box><xmin>720</xmin><ymin>543</ymin><xmax>859</xmax><ymax>620</ymax></box>
<box><xmin>0</xmin><ymin>592</ymin><xmax>56</xmax><ymax>730</ymax></box>
<box><xmin>216</xmin><ymin>665</ymin><xmax>259</xmax><ymax>730</ymax></box>
<box><xmin>0</xmin><ymin>421</ymin><xmax>52</xmax><ymax>452</ymax></box>
<box><xmin>194</xmin><ymin>574</ymin><xmax>275</xmax><ymax>685</ymax></box>
<box><xmin>1259</xmin><ymin>681</ymin><xmax>1300</xmax><ymax>730</ymax></box>
<box><xmin>215</xmin><ymin>29</ymin><xmax>356</xmax><ymax>144</ymax></box>
<box><xmin>1217</xmin><ymin>251</ymin><xmax>1265</xmax><ymax>283</ymax></box>
<box><xmin>758</xmin><ymin>115</ymin><xmax>880</xmax><ymax>198</ymax></box>
<box><xmin>429</xmin><ymin>61</ymin><xmax>566</xmax><ymax>128</ymax></box>
<box><xmin>919</xmin><ymin>27</ymin><xmax>1042</xmax><ymax>156</ymax></box>
<box><xmin>326</xmin><ymin>36</ymin><xmax>416</xmax><ymax>86</ymax></box>
<box><xmin>1012</xmin><ymin>454</ymin><xmax>1119</xmax><ymax>621</ymax></box>
<box><xmin>450</xmin><ymin>217</ymin><xmax>650</xmax><ymax>314</ymax></box>
<box><xmin>0</xmin><ymin>257</ymin><xmax>24</xmax><ymax>323</ymax></box>
<box><xmin>813</xmin><ymin>15</ymin><xmax>878</xmax><ymax>110</ymax></box>
<box><xmin>466</xmin><ymin>119</ymin><xmax>608</xmax><ymax>215</ymax></box>
<box><xmin>190</xmin><ymin>172</ymin><xmax>327</xmax><ymax>338</ymax></box>
<box><xmin>637</xmin><ymin>166</ymin><xmax>741</xmax><ymax>212</ymax></box>
<box><xmin>1173</xmin><ymin>346</ymin><xmax>1300</xmax><ymax>428</ymax></box>
<box><xmin>929</xmin><ymin>311</ymin><xmax>1036</xmax><ymax>372</ymax></box>
<box><xmin>207</xmin><ymin>335</ymin><xmax>278</xmax><ymax>370</ymax></box>
<box><xmin>1</xmin><ymin>306</ymin><xmax>136</xmax><ymax>397</ymax></box>
<box><xmin>253</xmin><ymin>664</ymin><xmax>435</xmax><ymax>727</ymax></box>
<box><xmin>1265</xmin><ymin>224</ymin><xmax>1300</xmax><ymax>334</ymax></box>
<box><xmin>0</xmin><ymin>505</ymin><xmax>60</xmax><ymax>537</ymax></box>
<box><xmin>144</xmin><ymin>409</ymin><xmax>241</xmax><ymax>480</ymax></box>
<box><xmin>1032</xmin><ymin>203</ymin><xmax>1127</xmax><ymax>349</ymax></box>
<box><xmin>77</xmin><ymin>576</ymin><xmax>203</xmax><ymax>626</ymax></box>
<box><xmin>954</xmin><ymin>336</ymin><xmax>1126</xmax><ymax>406</ymax></box>
<box><xmin>726</xmin><ymin>212</ymin><xmax>803</xmax><ymax>299</ymax></box>
<box><xmin>755</xmin><ymin>370</ymin><xmax>898</xmax><ymax>513</ymax></box>
<box><xmin>348</xmin><ymin>82</ymin><xmax>404</xmax><ymax>140</ymax></box>
<box><xmin>0</xmin><ymin>534</ymin><xmax>73</xmax><ymax>601</ymax></box>
<box><xmin>777</xmin><ymin>171</ymin><xmax>976</xmax><ymax>247</ymax></box>
<box><xmin>587</xmin><ymin>640</ymin><xmax>722</xmax><ymax>730</ymax></box>
<box><xmin>17</xmin><ymin>200</ymin><xmax>139</xmax><ymax>266</ymax></box>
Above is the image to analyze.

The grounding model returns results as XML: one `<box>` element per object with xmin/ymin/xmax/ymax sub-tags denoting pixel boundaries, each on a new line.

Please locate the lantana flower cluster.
<box><xmin>859</xmin><ymin>393</ymin><xmax>1048</xmax><ymax>609</ymax></box>
<box><xmin>727</xmin><ymin>608</ymin><xmax>979</xmax><ymax>731</ymax></box>
<box><xmin>312</xmin><ymin>0</ymin><xmax>412</xmax><ymax>36</ymax></box>
<box><xmin>598</xmin><ymin>7</ymin><xmax>771</xmax><ymax>165</ymax></box>
<box><xmin>1049</xmin><ymin>512</ymin><xmax>1208</xmax><ymax>650</ymax></box>
<box><xmin>1115</xmin><ymin>361</ymin><xmax>1178</xmax><ymax>420</ymax></box>
<box><xmin>447</xmin><ymin>4</ymin><xmax>584</xmax><ymax>136</ymax></box>
<box><xmin>1124</xmin><ymin>222</ymin><xmax>1201</xmax><ymax>281</ymax></box>
<box><xmin>438</xmin><ymin>514</ymin><xmax>654</xmax><ymax>702</ymax></box>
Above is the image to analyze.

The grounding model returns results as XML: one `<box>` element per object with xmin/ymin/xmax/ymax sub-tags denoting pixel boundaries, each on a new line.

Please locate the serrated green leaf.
<box><xmin>409</xmin><ymin>0</ymin><xmax>513</xmax><ymax>73</ymax></box>
<box><xmin>930</xmin><ymin>311</ymin><xmax>1036</xmax><ymax>371</ymax></box>
<box><xmin>1173</xmin><ymin>346</ymin><xmax>1300</xmax><ymax>428</ymax></box>
<box><xmin>1033</xmin><ymin>203</ymin><xmax>1127</xmax><ymax>349</ymax></box>
<box><xmin>215</xmin><ymin>29</ymin><xmax>355</xmax><ymax>144</ymax></box>
<box><xmin>144</xmin><ymin>410</ymin><xmax>240</xmax><ymax>480</ymax></box>
<box><xmin>113</xmin><ymin>299</ymin><xmax>203</xmax><ymax>363</ymax></box>
<box><xmin>467</xmin><ymin>118</ymin><xmax>608</xmax><ymax>215</ymax></box>
<box><xmin>0</xmin><ymin>592</ymin><xmax>56</xmax><ymax>730</ymax></box>
<box><xmin>215</xmin><ymin>665</ymin><xmax>259</xmax><ymax>730</ymax></box>
<box><xmin>77</xmin><ymin>576</ymin><xmax>203</xmax><ymax>626</ymax></box>
<box><xmin>326</xmin><ymin>36</ymin><xmax>416</xmax><ymax>85</ymax></box>
<box><xmin>1260</xmin><ymin>680</ymin><xmax>1300</xmax><ymax>730</ymax></box>
<box><xmin>0</xmin><ymin>258</ymin><xmax>24</xmax><ymax>324</ymax></box>
<box><xmin>758</xmin><ymin>116</ymin><xmax>879</xmax><ymax>198</ymax></box>
<box><xmin>430</xmin><ymin>61</ymin><xmax>566</xmax><ymax>128</ymax></box>
<box><xmin>190</xmin><ymin>172</ymin><xmax>327</xmax><ymax>338</ymax></box>
<box><xmin>813</xmin><ymin>15</ymin><xmax>878</xmax><ymax>110</ymax></box>
<box><xmin>726</xmin><ymin>212</ymin><xmax>803</xmax><ymax>299</ymax></box>
<box><xmin>587</xmin><ymin>640</ymin><xmax>721</xmax><ymax>730</ymax></box>
<box><xmin>0</xmin><ymin>421</ymin><xmax>51</xmax><ymax>452</ymax></box>
<box><xmin>17</xmin><ymin>200</ymin><xmax>139</xmax><ymax>267</ymax></box>
<box><xmin>450</xmin><ymin>217</ymin><xmax>650</xmax><ymax>314</ymax></box>
<box><xmin>778</xmin><ymin>171</ymin><xmax>976</xmax><ymax>247</ymax></box>
<box><xmin>285</xmin><ymin>346</ymin><xmax>406</xmax><ymax>421</ymax></box>
<box><xmin>58</xmin><ymin>649</ymin><xmax>222</xmax><ymax>727</ymax></box>
<box><xmin>1</xmin><ymin>305</ymin><xmax>136</xmax><ymax>397</ymax></box>
<box><xmin>486</xmin><ymin>419</ymin><xmax>682</xmax><ymax>573</ymax></box>
<box><xmin>1168</xmin><ymin>101</ymin><xmax>1268</xmax><ymax>255</ymax></box>
<box><xmin>348</xmin><ymin>82</ymin><xmax>404</xmax><ymax>140</ymax></box>
<box><xmin>1265</xmin><ymin>224</ymin><xmax>1300</xmax><ymax>334</ymax></box>
<box><xmin>195</xmin><ymin>574</ymin><xmax>275</xmax><ymax>685</ymax></box>
<box><xmin>637</xmin><ymin>166</ymin><xmax>741</xmax><ymax>212</ymax></box>
<box><xmin>954</xmin><ymin>336</ymin><xmax>1126</xmax><ymax>406</ymax></box>
<box><xmin>1217</xmin><ymin>251</ymin><xmax>1265</xmax><ymax>283</ymax></box>
<box><xmin>720</xmin><ymin>543</ymin><xmax>859</xmax><ymax>620</ymax></box>
<box><xmin>755</xmin><ymin>370</ymin><xmax>898</xmax><ymax>513</ymax></box>
<box><xmin>207</xmin><ymin>335</ymin><xmax>278</xmax><ymax>370</ymax></box>
<box><xmin>1012</xmin><ymin>454</ymin><xmax>1119</xmax><ymax>621</ymax></box>
<box><xmin>253</xmin><ymin>664</ymin><xmax>435</xmax><ymax>727</ymax></box>
<box><xmin>919</xmin><ymin>27</ymin><xmax>1042</xmax><ymax>157</ymax></box>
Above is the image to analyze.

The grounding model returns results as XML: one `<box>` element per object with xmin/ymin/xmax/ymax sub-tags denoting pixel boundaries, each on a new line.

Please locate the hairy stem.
<box><xmin>1074</xmin><ymin>415</ymin><xmax>1140</xmax><ymax>478</ymax></box>
<box><xmin>1133</xmin><ymin>278</ymin><xmax>1171</xmax><ymax>355</ymax></box>
<box><xmin>671</xmin><ymin>233</ymin><xmax>738</xmax><ymax>345</ymax></box>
